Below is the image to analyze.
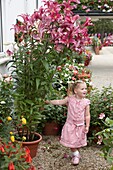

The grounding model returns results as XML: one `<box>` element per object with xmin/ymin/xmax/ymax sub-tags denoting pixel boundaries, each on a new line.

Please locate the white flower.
<box><xmin>67</xmin><ymin>81</ymin><xmax>70</xmax><ymax>84</ymax></box>
<box><xmin>102</xmin><ymin>9</ymin><xmax>106</xmax><ymax>12</ymax></box>
<box><xmin>46</xmin><ymin>49</ymin><xmax>50</xmax><ymax>53</ymax></box>
<box><xmin>58</xmin><ymin>87</ymin><xmax>62</xmax><ymax>91</ymax></box>
<box><xmin>64</xmin><ymin>73</ymin><xmax>69</xmax><ymax>77</ymax></box>
<box><xmin>65</xmin><ymin>63</ymin><xmax>69</xmax><ymax>66</ymax></box>
<box><xmin>99</xmin><ymin>113</ymin><xmax>105</xmax><ymax>119</ymax></box>
<box><xmin>85</xmin><ymin>79</ymin><xmax>89</xmax><ymax>82</ymax></box>
<box><xmin>98</xmin><ymin>6</ymin><xmax>101</xmax><ymax>9</ymax></box>
<box><xmin>89</xmin><ymin>81</ymin><xmax>93</xmax><ymax>86</ymax></box>
<box><xmin>59</xmin><ymin>80</ymin><xmax>63</xmax><ymax>83</ymax></box>
<box><xmin>65</xmin><ymin>68</ymin><xmax>69</xmax><ymax>71</ymax></box>
<box><xmin>78</xmin><ymin>63</ymin><xmax>84</xmax><ymax>67</ymax></box>
<box><xmin>107</xmin><ymin>9</ymin><xmax>112</xmax><ymax>12</ymax></box>
<box><xmin>104</xmin><ymin>4</ymin><xmax>109</xmax><ymax>8</ymax></box>
<box><xmin>1</xmin><ymin>101</ymin><xmax>6</xmax><ymax>104</ymax></box>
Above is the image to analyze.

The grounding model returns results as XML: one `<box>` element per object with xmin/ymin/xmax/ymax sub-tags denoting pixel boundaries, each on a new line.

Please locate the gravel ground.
<box><xmin>33</xmin><ymin>136</ymin><xmax>111</xmax><ymax>170</ymax></box>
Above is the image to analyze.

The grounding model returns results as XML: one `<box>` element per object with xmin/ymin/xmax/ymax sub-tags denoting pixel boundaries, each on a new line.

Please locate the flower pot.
<box><xmin>94</xmin><ymin>46</ymin><xmax>100</xmax><ymax>55</ymax></box>
<box><xmin>78</xmin><ymin>73</ymin><xmax>91</xmax><ymax>78</ymax></box>
<box><xmin>43</xmin><ymin>121</ymin><xmax>61</xmax><ymax>136</ymax></box>
<box><xmin>84</xmin><ymin>59</ymin><xmax>90</xmax><ymax>66</ymax></box>
<box><xmin>22</xmin><ymin>132</ymin><xmax>42</xmax><ymax>158</ymax></box>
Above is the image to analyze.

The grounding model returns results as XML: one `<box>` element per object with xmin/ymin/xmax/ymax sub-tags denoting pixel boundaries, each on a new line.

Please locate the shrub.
<box><xmin>88</xmin><ymin>86</ymin><xmax>113</xmax><ymax>143</ymax></box>
<box><xmin>96</xmin><ymin>117</ymin><xmax>113</xmax><ymax>169</ymax></box>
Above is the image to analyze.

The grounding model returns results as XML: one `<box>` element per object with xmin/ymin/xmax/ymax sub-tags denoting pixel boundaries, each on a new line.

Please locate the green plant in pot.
<box><xmin>92</xmin><ymin>36</ymin><xmax>101</xmax><ymax>47</ymax></box>
<box><xmin>42</xmin><ymin>104</ymin><xmax>67</xmax><ymax>135</ymax></box>
<box><xmin>0</xmin><ymin>76</ymin><xmax>35</xmax><ymax>169</ymax></box>
<box><xmin>6</xmin><ymin>0</ymin><xmax>92</xmax><ymax>157</ymax></box>
<box><xmin>92</xmin><ymin>36</ymin><xmax>102</xmax><ymax>55</ymax></box>
<box><xmin>42</xmin><ymin>89</ymin><xmax>67</xmax><ymax>135</ymax></box>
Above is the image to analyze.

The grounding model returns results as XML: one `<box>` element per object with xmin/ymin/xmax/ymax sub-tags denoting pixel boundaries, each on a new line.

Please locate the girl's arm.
<box><xmin>45</xmin><ymin>96</ymin><xmax>68</xmax><ymax>105</ymax></box>
<box><xmin>85</xmin><ymin>105</ymin><xmax>90</xmax><ymax>133</ymax></box>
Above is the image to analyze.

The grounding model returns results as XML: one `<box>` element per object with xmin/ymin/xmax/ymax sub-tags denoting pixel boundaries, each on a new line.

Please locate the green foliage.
<box><xmin>92</xmin><ymin>36</ymin><xmax>102</xmax><ymax>47</ymax></box>
<box><xmin>0</xmin><ymin>77</ymin><xmax>13</xmax><ymax>140</ymax></box>
<box><xmin>0</xmin><ymin>77</ymin><xmax>13</xmax><ymax>118</ymax></box>
<box><xmin>42</xmin><ymin>104</ymin><xmax>67</xmax><ymax>125</ymax></box>
<box><xmin>9</xmin><ymin>30</ymin><xmax>65</xmax><ymax>138</ymax></box>
<box><xmin>0</xmin><ymin>140</ymin><xmax>34</xmax><ymax>170</ymax></box>
<box><xmin>43</xmin><ymin>88</ymin><xmax>67</xmax><ymax>126</ymax></box>
<box><xmin>89</xmin><ymin>19</ymin><xmax>113</xmax><ymax>35</ymax></box>
<box><xmin>88</xmin><ymin>86</ymin><xmax>113</xmax><ymax>142</ymax></box>
<box><xmin>96</xmin><ymin>117</ymin><xmax>113</xmax><ymax>169</ymax></box>
<box><xmin>53</xmin><ymin>61</ymin><xmax>92</xmax><ymax>96</ymax></box>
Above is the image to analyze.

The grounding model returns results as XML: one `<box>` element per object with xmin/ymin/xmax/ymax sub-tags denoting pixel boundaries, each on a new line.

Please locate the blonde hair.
<box><xmin>68</xmin><ymin>80</ymin><xmax>85</xmax><ymax>96</ymax></box>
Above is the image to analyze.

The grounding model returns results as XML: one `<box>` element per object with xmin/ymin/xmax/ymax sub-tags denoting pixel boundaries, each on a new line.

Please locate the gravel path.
<box><xmin>33</xmin><ymin>136</ymin><xmax>111</xmax><ymax>170</ymax></box>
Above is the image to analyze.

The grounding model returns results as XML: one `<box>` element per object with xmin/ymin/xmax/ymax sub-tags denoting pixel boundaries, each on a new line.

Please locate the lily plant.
<box><xmin>6</xmin><ymin>0</ymin><xmax>92</xmax><ymax>142</ymax></box>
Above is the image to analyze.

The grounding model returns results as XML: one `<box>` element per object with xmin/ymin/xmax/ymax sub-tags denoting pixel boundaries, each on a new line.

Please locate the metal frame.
<box><xmin>0</xmin><ymin>0</ymin><xmax>3</xmax><ymax>52</ymax></box>
<box><xmin>36</xmin><ymin>0</ymin><xmax>38</xmax><ymax>9</ymax></box>
<box><xmin>72</xmin><ymin>10</ymin><xmax>113</xmax><ymax>17</ymax></box>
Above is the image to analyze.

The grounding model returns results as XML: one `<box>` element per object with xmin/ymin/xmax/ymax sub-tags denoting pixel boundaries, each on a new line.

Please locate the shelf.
<box><xmin>72</xmin><ymin>10</ymin><xmax>113</xmax><ymax>16</ymax></box>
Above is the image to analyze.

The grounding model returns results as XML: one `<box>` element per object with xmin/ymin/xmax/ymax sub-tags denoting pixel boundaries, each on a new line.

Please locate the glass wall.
<box><xmin>0</xmin><ymin>0</ymin><xmax>38</xmax><ymax>52</ymax></box>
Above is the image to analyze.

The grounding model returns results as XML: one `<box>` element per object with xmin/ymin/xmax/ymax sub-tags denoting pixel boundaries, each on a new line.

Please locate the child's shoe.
<box><xmin>71</xmin><ymin>153</ymin><xmax>80</xmax><ymax>165</ymax></box>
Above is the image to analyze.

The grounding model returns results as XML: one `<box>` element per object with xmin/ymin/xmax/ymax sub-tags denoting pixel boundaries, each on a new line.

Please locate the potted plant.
<box><xmin>92</xmin><ymin>36</ymin><xmax>102</xmax><ymax>55</ymax></box>
<box><xmin>0</xmin><ymin>76</ymin><xmax>35</xmax><ymax>169</ymax></box>
<box><xmin>0</xmin><ymin>139</ymin><xmax>36</xmax><ymax>170</ymax></box>
<box><xmin>42</xmin><ymin>89</ymin><xmax>67</xmax><ymax>135</ymax></box>
<box><xmin>42</xmin><ymin>104</ymin><xmax>67</xmax><ymax>135</ymax></box>
<box><xmin>5</xmin><ymin>0</ymin><xmax>92</xmax><ymax>158</ymax></box>
<box><xmin>83</xmin><ymin>49</ymin><xmax>92</xmax><ymax>66</ymax></box>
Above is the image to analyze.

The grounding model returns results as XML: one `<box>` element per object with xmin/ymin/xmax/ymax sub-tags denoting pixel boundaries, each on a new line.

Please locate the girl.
<box><xmin>45</xmin><ymin>80</ymin><xmax>90</xmax><ymax>165</ymax></box>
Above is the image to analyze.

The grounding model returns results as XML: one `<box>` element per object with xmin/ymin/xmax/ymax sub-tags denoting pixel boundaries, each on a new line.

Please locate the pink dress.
<box><xmin>60</xmin><ymin>96</ymin><xmax>90</xmax><ymax>148</ymax></box>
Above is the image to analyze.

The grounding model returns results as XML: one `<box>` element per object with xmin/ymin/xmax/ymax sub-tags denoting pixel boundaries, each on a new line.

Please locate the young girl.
<box><xmin>45</xmin><ymin>80</ymin><xmax>90</xmax><ymax>165</ymax></box>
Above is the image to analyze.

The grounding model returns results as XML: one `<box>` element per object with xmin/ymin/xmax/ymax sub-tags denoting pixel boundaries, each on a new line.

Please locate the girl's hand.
<box><xmin>45</xmin><ymin>100</ymin><xmax>50</xmax><ymax>104</ymax></box>
<box><xmin>85</xmin><ymin>126</ymin><xmax>89</xmax><ymax>133</ymax></box>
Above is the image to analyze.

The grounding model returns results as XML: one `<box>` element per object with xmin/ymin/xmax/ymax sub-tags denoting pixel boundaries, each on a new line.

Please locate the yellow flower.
<box><xmin>10</xmin><ymin>135</ymin><xmax>15</xmax><ymax>142</ymax></box>
<box><xmin>10</xmin><ymin>132</ymin><xmax>13</xmax><ymax>135</ymax></box>
<box><xmin>21</xmin><ymin>118</ymin><xmax>27</xmax><ymax>125</ymax></box>
<box><xmin>22</xmin><ymin>136</ymin><xmax>26</xmax><ymax>141</ymax></box>
<box><xmin>7</xmin><ymin>116</ymin><xmax>12</xmax><ymax>121</ymax></box>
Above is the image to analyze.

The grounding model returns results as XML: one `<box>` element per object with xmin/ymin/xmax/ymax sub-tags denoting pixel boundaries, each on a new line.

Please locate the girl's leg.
<box><xmin>70</xmin><ymin>148</ymin><xmax>80</xmax><ymax>165</ymax></box>
<box><xmin>71</xmin><ymin>148</ymin><xmax>79</xmax><ymax>152</ymax></box>
<box><xmin>71</xmin><ymin>148</ymin><xmax>79</xmax><ymax>156</ymax></box>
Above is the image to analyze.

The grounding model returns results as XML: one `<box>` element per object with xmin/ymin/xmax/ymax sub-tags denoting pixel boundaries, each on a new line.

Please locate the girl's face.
<box><xmin>74</xmin><ymin>82</ymin><xmax>87</xmax><ymax>99</ymax></box>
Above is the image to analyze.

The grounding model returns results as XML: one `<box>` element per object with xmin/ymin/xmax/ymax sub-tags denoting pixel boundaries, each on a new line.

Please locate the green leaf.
<box><xmin>36</xmin><ymin>78</ymin><xmax>40</xmax><ymax>90</ymax></box>
<box><xmin>42</xmin><ymin>60</ymin><xmax>49</xmax><ymax>71</ymax></box>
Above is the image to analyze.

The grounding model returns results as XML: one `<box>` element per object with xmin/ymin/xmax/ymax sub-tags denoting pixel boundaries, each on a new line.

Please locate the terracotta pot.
<box><xmin>43</xmin><ymin>121</ymin><xmax>61</xmax><ymax>136</ymax></box>
<box><xmin>94</xmin><ymin>46</ymin><xmax>100</xmax><ymax>55</ymax></box>
<box><xmin>22</xmin><ymin>132</ymin><xmax>42</xmax><ymax>158</ymax></box>
<box><xmin>84</xmin><ymin>59</ymin><xmax>90</xmax><ymax>66</ymax></box>
<box><xmin>78</xmin><ymin>73</ymin><xmax>91</xmax><ymax>78</ymax></box>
